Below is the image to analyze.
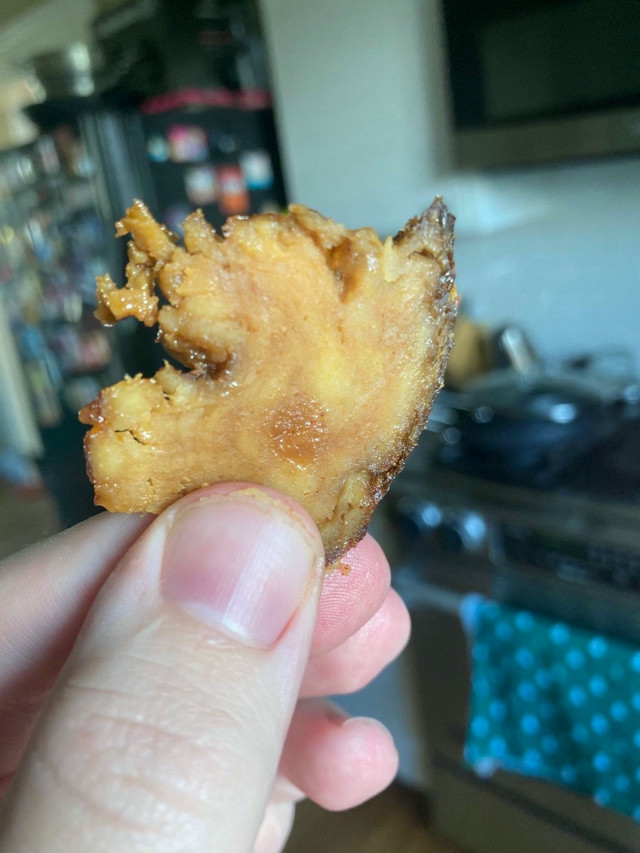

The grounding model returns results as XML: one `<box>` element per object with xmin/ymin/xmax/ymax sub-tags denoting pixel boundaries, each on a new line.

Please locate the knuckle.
<box><xmin>36</xmin><ymin>693</ymin><xmax>213</xmax><ymax>842</ymax></box>
<box><xmin>31</xmin><ymin>645</ymin><xmax>272</xmax><ymax>843</ymax></box>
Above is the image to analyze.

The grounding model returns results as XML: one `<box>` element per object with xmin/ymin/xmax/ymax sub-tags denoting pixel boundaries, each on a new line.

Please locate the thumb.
<box><xmin>1</xmin><ymin>485</ymin><xmax>324</xmax><ymax>853</ymax></box>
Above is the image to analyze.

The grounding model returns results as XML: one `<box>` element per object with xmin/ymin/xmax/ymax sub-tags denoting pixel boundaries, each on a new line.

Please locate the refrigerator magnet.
<box><xmin>147</xmin><ymin>135</ymin><xmax>169</xmax><ymax>162</ymax></box>
<box><xmin>185</xmin><ymin>165</ymin><xmax>218</xmax><ymax>205</ymax></box>
<box><xmin>167</xmin><ymin>125</ymin><xmax>209</xmax><ymax>162</ymax></box>
<box><xmin>216</xmin><ymin>164</ymin><xmax>250</xmax><ymax>215</ymax></box>
<box><xmin>240</xmin><ymin>150</ymin><xmax>274</xmax><ymax>190</ymax></box>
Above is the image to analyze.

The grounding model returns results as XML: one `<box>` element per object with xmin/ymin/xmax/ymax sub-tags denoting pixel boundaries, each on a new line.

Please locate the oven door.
<box><xmin>399</xmin><ymin>571</ymin><xmax>640</xmax><ymax>853</ymax></box>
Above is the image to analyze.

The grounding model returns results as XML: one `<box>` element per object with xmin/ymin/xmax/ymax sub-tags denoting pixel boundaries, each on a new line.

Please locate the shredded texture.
<box><xmin>80</xmin><ymin>199</ymin><xmax>459</xmax><ymax>563</ymax></box>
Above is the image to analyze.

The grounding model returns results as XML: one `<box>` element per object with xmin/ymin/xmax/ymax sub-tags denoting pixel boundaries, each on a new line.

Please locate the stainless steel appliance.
<box><xmin>388</xmin><ymin>421</ymin><xmax>640</xmax><ymax>852</ymax></box>
<box><xmin>442</xmin><ymin>0</ymin><xmax>640</xmax><ymax>169</ymax></box>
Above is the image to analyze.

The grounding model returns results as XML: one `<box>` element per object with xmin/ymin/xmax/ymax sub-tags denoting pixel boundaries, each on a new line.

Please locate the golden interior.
<box><xmin>80</xmin><ymin>199</ymin><xmax>458</xmax><ymax>563</ymax></box>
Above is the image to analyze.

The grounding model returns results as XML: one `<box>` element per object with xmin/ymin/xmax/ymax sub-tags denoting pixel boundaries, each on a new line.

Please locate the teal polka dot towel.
<box><xmin>462</xmin><ymin>597</ymin><xmax>640</xmax><ymax>821</ymax></box>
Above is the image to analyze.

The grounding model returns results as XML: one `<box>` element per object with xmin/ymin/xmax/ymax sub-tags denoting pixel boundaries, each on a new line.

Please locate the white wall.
<box><xmin>259</xmin><ymin>0</ymin><xmax>450</xmax><ymax>236</ymax></box>
<box><xmin>452</xmin><ymin>157</ymin><xmax>640</xmax><ymax>362</ymax></box>
<box><xmin>259</xmin><ymin>0</ymin><xmax>640</xmax><ymax>364</ymax></box>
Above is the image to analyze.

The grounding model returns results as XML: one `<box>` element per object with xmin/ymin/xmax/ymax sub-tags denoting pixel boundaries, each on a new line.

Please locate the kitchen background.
<box><xmin>1</xmin><ymin>1</ymin><xmax>639</xmax><ymax>851</ymax></box>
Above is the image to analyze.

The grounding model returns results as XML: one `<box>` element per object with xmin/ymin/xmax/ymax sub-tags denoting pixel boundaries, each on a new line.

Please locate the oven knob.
<box><xmin>438</xmin><ymin>511</ymin><xmax>487</xmax><ymax>553</ymax></box>
<box><xmin>391</xmin><ymin>497</ymin><xmax>443</xmax><ymax>540</ymax></box>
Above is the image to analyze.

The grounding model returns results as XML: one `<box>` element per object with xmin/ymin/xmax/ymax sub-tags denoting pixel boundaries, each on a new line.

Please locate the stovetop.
<box><xmin>431</xmin><ymin>415</ymin><xmax>640</xmax><ymax>506</ymax></box>
<box><xmin>392</xmin><ymin>419</ymin><xmax>640</xmax><ymax>560</ymax></box>
<box><xmin>387</xmin><ymin>427</ymin><xmax>640</xmax><ymax>645</ymax></box>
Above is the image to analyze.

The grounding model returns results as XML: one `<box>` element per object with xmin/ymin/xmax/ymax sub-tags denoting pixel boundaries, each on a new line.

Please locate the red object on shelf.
<box><xmin>216</xmin><ymin>164</ymin><xmax>249</xmax><ymax>215</ymax></box>
<box><xmin>141</xmin><ymin>88</ymin><xmax>272</xmax><ymax>115</ymax></box>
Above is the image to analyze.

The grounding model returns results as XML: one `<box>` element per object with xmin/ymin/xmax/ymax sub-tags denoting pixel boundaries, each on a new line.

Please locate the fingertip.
<box><xmin>158</xmin><ymin>481</ymin><xmax>324</xmax><ymax>558</ymax></box>
<box><xmin>384</xmin><ymin>588</ymin><xmax>412</xmax><ymax>654</ymax></box>
<box><xmin>321</xmin><ymin>717</ymin><xmax>399</xmax><ymax>811</ymax></box>
<box><xmin>281</xmin><ymin>701</ymin><xmax>399</xmax><ymax>813</ymax></box>
<box><xmin>301</xmin><ymin>588</ymin><xmax>411</xmax><ymax>698</ymax></box>
<box><xmin>312</xmin><ymin>534</ymin><xmax>391</xmax><ymax>655</ymax></box>
<box><xmin>157</xmin><ymin>491</ymin><xmax>391</xmax><ymax>660</ymax></box>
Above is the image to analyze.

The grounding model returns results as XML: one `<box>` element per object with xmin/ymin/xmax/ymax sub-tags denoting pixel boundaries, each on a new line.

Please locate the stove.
<box><xmin>386</xmin><ymin>425</ymin><xmax>640</xmax><ymax>853</ymax></box>
<box><xmin>435</xmin><ymin>403</ymin><xmax>640</xmax><ymax>499</ymax></box>
<box><xmin>390</xmin><ymin>419</ymin><xmax>640</xmax><ymax>633</ymax></box>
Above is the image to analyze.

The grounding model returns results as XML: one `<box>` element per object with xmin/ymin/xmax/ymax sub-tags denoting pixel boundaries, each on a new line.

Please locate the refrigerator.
<box><xmin>137</xmin><ymin>89</ymin><xmax>286</xmax><ymax>233</ymax></box>
<box><xmin>0</xmin><ymin>114</ymin><xmax>155</xmax><ymax>525</ymax></box>
<box><xmin>2</xmin><ymin>0</ymin><xmax>288</xmax><ymax>526</ymax></box>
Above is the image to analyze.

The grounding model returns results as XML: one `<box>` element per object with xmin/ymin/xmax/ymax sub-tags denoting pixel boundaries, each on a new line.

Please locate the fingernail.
<box><xmin>162</xmin><ymin>493</ymin><xmax>321</xmax><ymax>647</ymax></box>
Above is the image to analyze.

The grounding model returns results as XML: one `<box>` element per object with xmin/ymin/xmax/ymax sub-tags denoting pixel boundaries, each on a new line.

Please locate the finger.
<box><xmin>0</xmin><ymin>518</ymin><xmax>387</xmax><ymax>714</ymax></box>
<box><xmin>280</xmin><ymin>699</ymin><xmax>398</xmax><ymax>811</ymax></box>
<box><xmin>253</xmin><ymin>801</ymin><xmax>296</xmax><ymax>853</ymax></box>
<box><xmin>312</xmin><ymin>534</ymin><xmax>390</xmax><ymax>655</ymax></box>
<box><xmin>0</xmin><ymin>512</ymin><xmax>151</xmax><ymax>791</ymax></box>
<box><xmin>0</xmin><ymin>520</ymin><xmax>387</xmax><ymax>689</ymax></box>
<box><xmin>301</xmin><ymin>588</ymin><xmax>410</xmax><ymax>698</ymax></box>
<box><xmin>1</xmin><ymin>485</ymin><xmax>325</xmax><ymax>853</ymax></box>
<box><xmin>0</xmin><ymin>509</ymin><xmax>390</xmax><ymax>797</ymax></box>
<box><xmin>0</xmin><ymin>512</ymin><xmax>151</xmax><ymax>686</ymax></box>
<box><xmin>253</xmin><ymin>777</ymin><xmax>305</xmax><ymax>853</ymax></box>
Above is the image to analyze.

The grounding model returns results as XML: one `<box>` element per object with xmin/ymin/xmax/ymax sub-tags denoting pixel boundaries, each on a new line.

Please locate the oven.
<box><xmin>388</xmin><ymin>451</ymin><xmax>640</xmax><ymax>852</ymax></box>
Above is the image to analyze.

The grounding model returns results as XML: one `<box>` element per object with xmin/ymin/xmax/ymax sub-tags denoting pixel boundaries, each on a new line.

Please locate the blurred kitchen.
<box><xmin>1</xmin><ymin>0</ymin><xmax>639</xmax><ymax>851</ymax></box>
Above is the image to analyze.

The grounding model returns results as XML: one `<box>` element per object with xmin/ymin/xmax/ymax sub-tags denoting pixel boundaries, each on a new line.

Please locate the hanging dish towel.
<box><xmin>461</xmin><ymin>596</ymin><xmax>640</xmax><ymax>822</ymax></box>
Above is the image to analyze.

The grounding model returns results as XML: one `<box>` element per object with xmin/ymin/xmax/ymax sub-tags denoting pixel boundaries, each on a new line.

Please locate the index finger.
<box><xmin>311</xmin><ymin>534</ymin><xmax>391</xmax><ymax>656</ymax></box>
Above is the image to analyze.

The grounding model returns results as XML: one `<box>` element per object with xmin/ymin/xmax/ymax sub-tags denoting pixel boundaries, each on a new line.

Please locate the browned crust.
<box><xmin>324</xmin><ymin>198</ymin><xmax>459</xmax><ymax>565</ymax></box>
<box><xmin>82</xmin><ymin>198</ymin><xmax>458</xmax><ymax>566</ymax></box>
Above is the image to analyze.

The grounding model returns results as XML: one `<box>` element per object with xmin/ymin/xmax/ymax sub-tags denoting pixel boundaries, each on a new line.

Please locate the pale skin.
<box><xmin>0</xmin><ymin>483</ymin><xmax>410</xmax><ymax>852</ymax></box>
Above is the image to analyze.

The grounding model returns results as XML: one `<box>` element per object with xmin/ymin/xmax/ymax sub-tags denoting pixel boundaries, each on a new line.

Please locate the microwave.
<box><xmin>442</xmin><ymin>0</ymin><xmax>640</xmax><ymax>169</ymax></box>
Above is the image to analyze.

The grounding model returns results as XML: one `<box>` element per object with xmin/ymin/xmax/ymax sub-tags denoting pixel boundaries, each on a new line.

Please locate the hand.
<box><xmin>0</xmin><ymin>484</ymin><xmax>410</xmax><ymax>852</ymax></box>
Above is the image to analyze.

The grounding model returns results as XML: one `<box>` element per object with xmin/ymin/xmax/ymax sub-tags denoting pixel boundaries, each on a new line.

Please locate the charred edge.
<box><xmin>393</xmin><ymin>197</ymin><xmax>455</xmax><ymax>281</ymax></box>
<box><xmin>324</xmin><ymin>244</ymin><xmax>459</xmax><ymax>566</ymax></box>
<box><xmin>394</xmin><ymin>196</ymin><xmax>451</xmax><ymax>242</ymax></box>
<box><xmin>324</xmin><ymin>372</ymin><xmax>448</xmax><ymax>566</ymax></box>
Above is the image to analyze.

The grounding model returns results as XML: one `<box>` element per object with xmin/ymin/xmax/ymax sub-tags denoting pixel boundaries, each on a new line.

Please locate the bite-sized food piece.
<box><xmin>80</xmin><ymin>199</ymin><xmax>458</xmax><ymax>564</ymax></box>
